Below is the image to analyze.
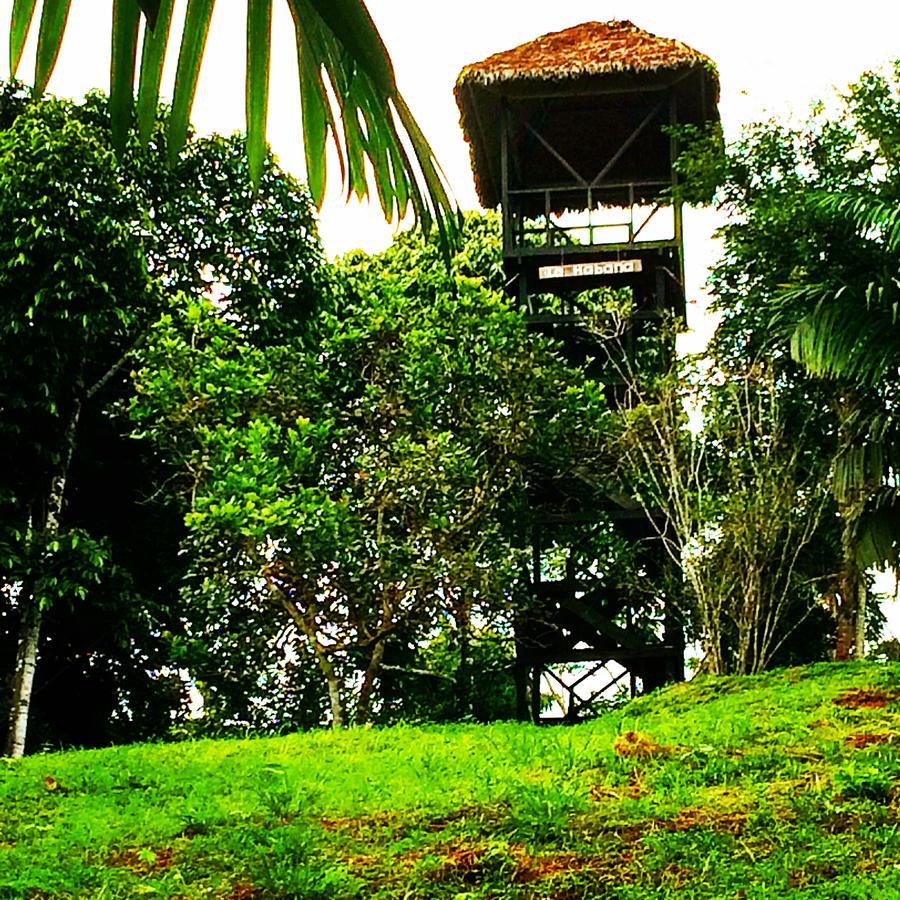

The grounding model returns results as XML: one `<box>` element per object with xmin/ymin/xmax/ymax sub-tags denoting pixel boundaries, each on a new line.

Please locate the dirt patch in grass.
<box><xmin>513</xmin><ymin>844</ymin><xmax>646</xmax><ymax>894</ymax></box>
<box><xmin>342</xmin><ymin>852</ymin><xmax>382</xmax><ymax>871</ymax></box>
<box><xmin>512</xmin><ymin>847</ymin><xmax>607</xmax><ymax>883</ymax></box>
<box><xmin>425</xmin><ymin>802</ymin><xmax>509</xmax><ymax>832</ymax></box>
<box><xmin>574</xmin><ymin>803</ymin><xmax>751</xmax><ymax>853</ymax></box>
<box><xmin>431</xmin><ymin>839</ymin><xmax>635</xmax><ymax>887</ymax></box>
<box><xmin>437</xmin><ymin>842</ymin><xmax>487</xmax><ymax>879</ymax></box>
<box><xmin>614</xmin><ymin>731</ymin><xmax>672</xmax><ymax>759</ymax></box>
<box><xmin>834</xmin><ymin>688</ymin><xmax>900</xmax><ymax>710</ymax></box>
<box><xmin>337</xmin><ymin>847</ymin><xmax>425</xmax><ymax>894</ymax></box>
<box><xmin>663</xmin><ymin>806</ymin><xmax>748</xmax><ymax>835</ymax></box>
<box><xmin>820</xmin><ymin>810</ymin><xmax>864</xmax><ymax>834</ymax></box>
<box><xmin>320</xmin><ymin>811</ymin><xmax>400</xmax><ymax>837</ymax></box>
<box><xmin>42</xmin><ymin>775</ymin><xmax>68</xmax><ymax>794</ymax></box>
<box><xmin>788</xmin><ymin>862</ymin><xmax>840</xmax><ymax>888</ymax></box>
<box><xmin>105</xmin><ymin>846</ymin><xmax>175</xmax><ymax>875</ymax></box>
<box><xmin>846</xmin><ymin>733</ymin><xmax>893</xmax><ymax>749</ymax></box>
<box><xmin>226</xmin><ymin>883</ymin><xmax>262</xmax><ymax>900</ymax></box>
<box><xmin>322</xmin><ymin>803</ymin><xmax>510</xmax><ymax>841</ymax></box>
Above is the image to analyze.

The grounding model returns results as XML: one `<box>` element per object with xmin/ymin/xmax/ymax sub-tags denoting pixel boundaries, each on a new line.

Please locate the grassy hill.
<box><xmin>2</xmin><ymin>662</ymin><xmax>900</xmax><ymax>898</ymax></box>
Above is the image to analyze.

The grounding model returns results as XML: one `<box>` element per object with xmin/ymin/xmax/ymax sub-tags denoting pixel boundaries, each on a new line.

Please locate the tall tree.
<box><xmin>1</xmin><ymin>87</ymin><xmax>329</xmax><ymax>755</ymax></box>
<box><xmin>694</xmin><ymin>63</ymin><xmax>900</xmax><ymax>659</ymax></box>
<box><xmin>610</xmin><ymin>355</ymin><xmax>831</xmax><ymax>674</ymax></box>
<box><xmin>131</xmin><ymin>215</ymin><xmax>609</xmax><ymax>727</ymax></box>
<box><xmin>0</xmin><ymin>98</ymin><xmax>153</xmax><ymax>757</ymax></box>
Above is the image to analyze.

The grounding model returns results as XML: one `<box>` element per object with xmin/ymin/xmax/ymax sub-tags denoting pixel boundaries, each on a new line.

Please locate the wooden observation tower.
<box><xmin>456</xmin><ymin>21</ymin><xmax>719</xmax><ymax>722</ymax></box>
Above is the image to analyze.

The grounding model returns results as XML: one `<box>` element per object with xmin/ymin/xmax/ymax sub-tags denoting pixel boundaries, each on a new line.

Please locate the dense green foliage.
<box><xmin>683</xmin><ymin>62</ymin><xmax>900</xmax><ymax>658</ymax></box>
<box><xmin>0</xmin><ymin>84</ymin><xmax>326</xmax><ymax>751</ymax></box>
<box><xmin>2</xmin><ymin>662</ymin><xmax>900</xmax><ymax>897</ymax></box>
<box><xmin>712</xmin><ymin>65</ymin><xmax>899</xmax><ymax>566</ymax></box>
<box><xmin>130</xmin><ymin>213</ymin><xmax>609</xmax><ymax>728</ymax></box>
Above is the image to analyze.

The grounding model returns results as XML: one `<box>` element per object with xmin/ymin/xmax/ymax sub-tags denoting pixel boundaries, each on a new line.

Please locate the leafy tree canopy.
<box><xmin>0</xmin><ymin>84</ymin><xmax>328</xmax><ymax>752</ymax></box>
<box><xmin>131</xmin><ymin>213</ymin><xmax>610</xmax><ymax>728</ymax></box>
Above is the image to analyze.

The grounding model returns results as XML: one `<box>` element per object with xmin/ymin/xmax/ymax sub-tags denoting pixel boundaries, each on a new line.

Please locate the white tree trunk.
<box><xmin>319</xmin><ymin>651</ymin><xmax>345</xmax><ymax>729</ymax></box>
<box><xmin>5</xmin><ymin>595</ymin><xmax>42</xmax><ymax>758</ymax></box>
<box><xmin>4</xmin><ymin>397</ymin><xmax>81</xmax><ymax>758</ymax></box>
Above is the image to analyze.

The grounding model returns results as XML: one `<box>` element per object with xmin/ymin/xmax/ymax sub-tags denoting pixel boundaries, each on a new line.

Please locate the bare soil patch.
<box><xmin>834</xmin><ymin>689</ymin><xmax>900</xmax><ymax>710</ymax></box>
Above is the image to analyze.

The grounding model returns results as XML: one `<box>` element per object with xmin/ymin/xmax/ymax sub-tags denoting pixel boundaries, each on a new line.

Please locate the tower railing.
<box><xmin>505</xmin><ymin>180</ymin><xmax>678</xmax><ymax>254</ymax></box>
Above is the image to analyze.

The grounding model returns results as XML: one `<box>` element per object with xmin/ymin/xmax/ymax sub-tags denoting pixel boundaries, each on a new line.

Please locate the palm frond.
<box><xmin>814</xmin><ymin>192</ymin><xmax>900</xmax><ymax>254</ymax></box>
<box><xmin>33</xmin><ymin>0</ymin><xmax>70</xmax><ymax>93</ymax></box>
<box><xmin>852</xmin><ymin>487</ymin><xmax>900</xmax><ymax>569</ymax></box>
<box><xmin>788</xmin><ymin>281</ymin><xmax>900</xmax><ymax>386</ymax></box>
<box><xmin>833</xmin><ymin>424</ymin><xmax>899</xmax><ymax>503</ymax></box>
<box><xmin>8</xmin><ymin>0</ymin><xmax>38</xmax><ymax>76</ymax></box>
<box><xmin>6</xmin><ymin>0</ymin><xmax>459</xmax><ymax>250</ymax></box>
<box><xmin>245</xmin><ymin>0</ymin><xmax>272</xmax><ymax>186</ymax></box>
<box><xmin>166</xmin><ymin>0</ymin><xmax>215</xmax><ymax>166</ymax></box>
<box><xmin>110</xmin><ymin>0</ymin><xmax>141</xmax><ymax>151</ymax></box>
<box><xmin>135</xmin><ymin>0</ymin><xmax>173</xmax><ymax>143</ymax></box>
<box><xmin>784</xmin><ymin>188</ymin><xmax>900</xmax><ymax>570</ymax></box>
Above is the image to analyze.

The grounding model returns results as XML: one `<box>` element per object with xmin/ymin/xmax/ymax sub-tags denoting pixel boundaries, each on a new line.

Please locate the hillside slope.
<box><xmin>2</xmin><ymin>662</ymin><xmax>900</xmax><ymax>898</ymax></box>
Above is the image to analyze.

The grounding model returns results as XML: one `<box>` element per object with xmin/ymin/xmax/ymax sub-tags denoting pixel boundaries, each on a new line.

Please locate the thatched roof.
<box><xmin>457</xmin><ymin>20</ymin><xmax>718</xmax><ymax>88</ymax></box>
<box><xmin>456</xmin><ymin>21</ymin><xmax>720</xmax><ymax>210</ymax></box>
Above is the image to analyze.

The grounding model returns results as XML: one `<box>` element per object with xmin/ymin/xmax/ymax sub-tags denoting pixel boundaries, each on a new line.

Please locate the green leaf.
<box><xmin>305</xmin><ymin>0</ymin><xmax>395</xmax><ymax>94</ymax></box>
<box><xmin>287</xmin><ymin>0</ymin><xmax>458</xmax><ymax>251</ymax></box>
<box><xmin>395</xmin><ymin>94</ymin><xmax>460</xmax><ymax>260</ymax></box>
<box><xmin>245</xmin><ymin>0</ymin><xmax>272</xmax><ymax>188</ymax></box>
<box><xmin>291</xmin><ymin>6</ymin><xmax>331</xmax><ymax>208</ymax></box>
<box><xmin>136</xmin><ymin>0</ymin><xmax>174</xmax><ymax>143</ymax></box>
<box><xmin>167</xmin><ymin>0</ymin><xmax>216</xmax><ymax>165</ymax></box>
<box><xmin>34</xmin><ymin>0</ymin><xmax>72</xmax><ymax>94</ymax></box>
<box><xmin>8</xmin><ymin>0</ymin><xmax>38</xmax><ymax>77</ymax></box>
<box><xmin>110</xmin><ymin>0</ymin><xmax>141</xmax><ymax>151</ymax></box>
<box><xmin>136</xmin><ymin>0</ymin><xmax>160</xmax><ymax>29</ymax></box>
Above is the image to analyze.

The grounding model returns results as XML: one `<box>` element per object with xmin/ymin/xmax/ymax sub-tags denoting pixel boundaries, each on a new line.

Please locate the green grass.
<box><xmin>3</xmin><ymin>662</ymin><xmax>900</xmax><ymax>898</ymax></box>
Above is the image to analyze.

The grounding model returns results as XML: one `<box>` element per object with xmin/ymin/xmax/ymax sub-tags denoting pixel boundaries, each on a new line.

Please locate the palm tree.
<box><xmin>787</xmin><ymin>192</ymin><xmax>899</xmax><ymax>572</ymax></box>
<box><xmin>7</xmin><ymin>0</ymin><xmax>457</xmax><ymax>240</ymax></box>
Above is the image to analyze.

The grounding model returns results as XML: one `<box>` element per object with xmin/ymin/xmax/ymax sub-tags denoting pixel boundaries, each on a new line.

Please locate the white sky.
<box><xmin>3</xmin><ymin>1</ymin><xmax>899</xmax><ymax>625</ymax></box>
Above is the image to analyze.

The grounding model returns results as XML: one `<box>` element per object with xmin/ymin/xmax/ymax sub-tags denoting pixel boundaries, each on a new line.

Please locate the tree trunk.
<box><xmin>321</xmin><ymin>656</ymin><xmax>345</xmax><ymax>729</ymax></box>
<box><xmin>855</xmin><ymin>580</ymin><xmax>867</xmax><ymax>660</ymax></box>
<box><xmin>5</xmin><ymin>587</ymin><xmax>41</xmax><ymax>758</ymax></box>
<box><xmin>4</xmin><ymin>396</ymin><xmax>82</xmax><ymax>759</ymax></box>
<box><xmin>456</xmin><ymin>613</ymin><xmax>472</xmax><ymax>717</ymax></box>
<box><xmin>270</xmin><ymin>588</ymin><xmax>347</xmax><ymax>729</ymax></box>
<box><xmin>834</xmin><ymin>568</ymin><xmax>859</xmax><ymax>662</ymax></box>
<box><xmin>355</xmin><ymin>639</ymin><xmax>385</xmax><ymax>726</ymax></box>
<box><xmin>834</xmin><ymin>394</ymin><xmax>867</xmax><ymax>662</ymax></box>
<box><xmin>834</xmin><ymin>606</ymin><xmax>855</xmax><ymax>661</ymax></box>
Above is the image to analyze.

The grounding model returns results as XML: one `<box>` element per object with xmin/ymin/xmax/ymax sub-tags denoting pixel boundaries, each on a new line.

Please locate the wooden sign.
<box><xmin>538</xmin><ymin>260</ymin><xmax>643</xmax><ymax>280</ymax></box>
